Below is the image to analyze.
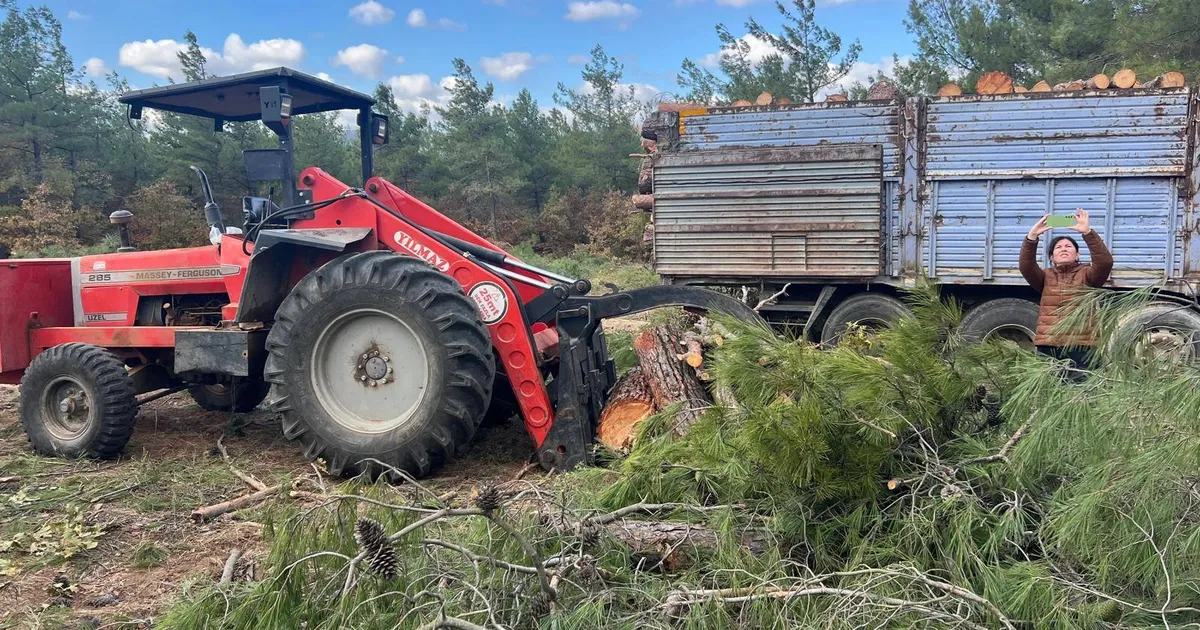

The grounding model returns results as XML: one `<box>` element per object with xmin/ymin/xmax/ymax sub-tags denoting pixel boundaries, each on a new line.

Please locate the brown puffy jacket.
<box><xmin>1019</xmin><ymin>231</ymin><xmax>1113</xmax><ymax>347</ymax></box>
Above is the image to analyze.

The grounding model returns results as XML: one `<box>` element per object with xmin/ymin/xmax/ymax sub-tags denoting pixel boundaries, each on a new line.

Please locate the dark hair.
<box><xmin>1048</xmin><ymin>235</ymin><xmax>1079</xmax><ymax>257</ymax></box>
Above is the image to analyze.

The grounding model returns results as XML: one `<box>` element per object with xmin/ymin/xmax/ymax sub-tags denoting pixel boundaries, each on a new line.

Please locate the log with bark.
<box><xmin>936</xmin><ymin>82</ymin><xmax>962</xmax><ymax>97</ymax></box>
<box><xmin>1112</xmin><ymin>68</ymin><xmax>1138</xmax><ymax>89</ymax></box>
<box><xmin>1084</xmin><ymin>73</ymin><xmax>1111</xmax><ymax>89</ymax></box>
<box><xmin>637</xmin><ymin>158</ymin><xmax>653</xmax><ymax>194</ymax></box>
<box><xmin>1065</xmin><ymin>79</ymin><xmax>1084</xmax><ymax>91</ymax></box>
<box><xmin>596</xmin><ymin>367</ymin><xmax>655</xmax><ymax>450</ymax></box>
<box><xmin>867</xmin><ymin>80</ymin><xmax>900</xmax><ymax>101</ymax></box>
<box><xmin>731</xmin><ymin>99</ymin><xmax>752</xmax><ymax>107</ymax></box>
<box><xmin>774</xmin><ymin>97</ymin><xmax>792</xmax><ymax>105</ymax></box>
<box><xmin>191</xmin><ymin>485</ymin><xmax>280</xmax><ymax>523</ymax></box>
<box><xmin>755</xmin><ymin>91</ymin><xmax>773</xmax><ymax>105</ymax></box>
<box><xmin>1030</xmin><ymin>80</ymin><xmax>1052</xmax><ymax>93</ymax></box>
<box><xmin>633</xmin><ymin>326</ymin><xmax>712</xmax><ymax>436</ymax></box>
<box><xmin>1145</xmin><ymin>71</ymin><xmax>1185</xmax><ymax>88</ymax></box>
<box><xmin>1013</xmin><ymin>85</ymin><xmax>1028</xmax><ymax>93</ymax></box>
<box><xmin>824</xmin><ymin>93</ymin><xmax>848</xmax><ymax>103</ymax></box>
<box><xmin>975</xmin><ymin>71</ymin><xmax>1013</xmax><ymax>95</ymax></box>
<box><xmin>632</xmin><ymin>194</ymin><xmax>654</xmax><ymax>211</ymax></box>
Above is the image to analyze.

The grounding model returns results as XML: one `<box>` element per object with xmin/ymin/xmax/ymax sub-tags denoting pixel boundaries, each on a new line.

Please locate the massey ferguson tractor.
<box><xmin>0</xmin><ymin>68</ymin><xmax>756</xmax><ymax>479</ymax></box>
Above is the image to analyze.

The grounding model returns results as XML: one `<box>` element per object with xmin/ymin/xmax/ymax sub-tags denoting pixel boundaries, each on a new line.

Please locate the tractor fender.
<box><xmin>235</xmin><ymin>228</ymin><xmax>374</xmax><ymax>323</ymax></box>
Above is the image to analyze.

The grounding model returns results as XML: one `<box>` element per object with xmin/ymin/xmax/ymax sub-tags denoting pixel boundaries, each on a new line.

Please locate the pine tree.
<box><xmin>553</xmin><ymin>46</ymin><xmax>639</xmax><ymax>192</ymax></box>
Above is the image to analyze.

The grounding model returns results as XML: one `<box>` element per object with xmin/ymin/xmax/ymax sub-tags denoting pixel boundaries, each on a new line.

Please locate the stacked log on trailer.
<box><xmin>936</xmin><ymin>68</ymin><xmax>1187</xmax><ymax>96</ymax></box>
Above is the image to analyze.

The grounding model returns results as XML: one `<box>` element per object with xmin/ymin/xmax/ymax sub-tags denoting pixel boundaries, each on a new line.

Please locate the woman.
<box><xmin>1019</xmin><ymin>209</ymin><xmax>1114</xmax><ymax>370</ymax></box>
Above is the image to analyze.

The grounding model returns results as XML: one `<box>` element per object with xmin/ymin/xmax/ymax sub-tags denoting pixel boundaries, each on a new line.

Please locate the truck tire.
<box><xmin>19</xmin><ymin>343</ymin><xmax>137</xmax><ymax>459</ymax></box>
<box><xmin>264</xmin><ymin>251</ymin><xmax>495</xmax><ymax>480</ymax></box>
<box><xmin>188</xmin><ymin>381</ymin><xmax>271</xmax><ymax>413</ymax></box>
<box><xmin>959</xmin><ymin>298</ymin><xmax>1039</xmax><ymax>349</ymax></box>
<box><xmin>1111</xmin><ymin>301</ymin><xmax>1200</xmax><ymax>363</ymax></box>
<box><xmin>820</xmin><ymin>294</ymin><xmax>911</xmax><ymax>345</ymax></box>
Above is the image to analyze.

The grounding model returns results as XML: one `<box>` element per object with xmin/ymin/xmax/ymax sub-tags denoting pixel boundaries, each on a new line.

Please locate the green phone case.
<box><xmin>1045</xmin><ymin>215</ymin><xmax>1076</xmax><ymax>228</ymax></box>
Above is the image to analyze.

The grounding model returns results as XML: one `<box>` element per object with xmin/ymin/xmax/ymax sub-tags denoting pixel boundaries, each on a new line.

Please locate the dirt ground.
<box><xmin>0</xmin><ymin>384</ymin><xmax>537</xmax><ymax>628</ymax></box>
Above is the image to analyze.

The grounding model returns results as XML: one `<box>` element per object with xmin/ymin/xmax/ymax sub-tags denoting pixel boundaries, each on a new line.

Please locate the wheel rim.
<box><xmin>1134</xmin><ymin>326</ymin><xmax>1196</xmax><ymax>363</ymax></box>
<box><xmin>310</xmin><ymin>308</ymin><xmax>431</xmax><ymax>434</ymax></box>
<box><xmin>204</xmin><ymin>384</ymin><xmax>230</xmax><ymax>396</ymax></box>
<box><xmin>983</xmin><ymin>324</ymin><xmax>1036</xmax><ymax>351</ymax></box>
<box><xmin>41</xmin><ymin>376</ymin><xmax>93</xmax><ymax>441</ymax></box>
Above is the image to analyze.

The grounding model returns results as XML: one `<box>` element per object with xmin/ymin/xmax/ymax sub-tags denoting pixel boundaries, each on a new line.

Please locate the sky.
<box><xmin>42</xmin><ymin>0</ymin><xmax>913</xmax><ymax>121</ymax></box>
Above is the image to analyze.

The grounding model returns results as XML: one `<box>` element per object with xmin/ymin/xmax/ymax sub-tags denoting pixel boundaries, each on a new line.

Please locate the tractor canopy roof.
<box><xmin>118</xmin><ymin>67</ymin><xmax>375</xmax><ymax>123</ymax></box>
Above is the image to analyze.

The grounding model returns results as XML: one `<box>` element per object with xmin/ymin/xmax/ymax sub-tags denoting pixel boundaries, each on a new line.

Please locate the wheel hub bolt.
<box><xmin>59</xmin><ymin>398</ymin><xmax>74</xmax><ymax>414</ymax></box>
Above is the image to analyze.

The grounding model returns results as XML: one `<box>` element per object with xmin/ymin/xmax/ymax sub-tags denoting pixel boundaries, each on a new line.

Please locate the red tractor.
<box><xmin>0</xmin><ymin>68</ymin><xmax>755</xmax><ymax>479</ymax></box>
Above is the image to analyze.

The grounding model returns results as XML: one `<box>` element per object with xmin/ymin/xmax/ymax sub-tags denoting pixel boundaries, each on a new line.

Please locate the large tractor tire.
<box><xmin>960</xmin><ymin>298</ymin><xmax>1039</xmax><ymax>349</ymax></box>
<box><xmin>820</xmin><ymin>294</ymin><xmax>911</xmax><ymax>345</ymax></box>
<box><xmin>264</xmin><ymin>251</ymin><xmax>495</xmax><ymax>480</ymax></box>
<box><xmin>188</xmin><ymin>381</ymin><xmax>271</xmax><ymax>413</ymax></box>
<box><xmin>1111</xmin><ymin>301</ymin><xmax>1200</xmax><ymax>363</ymax></box>
<box><xmin>19</xmin><ymin>343</ymin><xmax>137</xmax><ymax>459</ymax></box>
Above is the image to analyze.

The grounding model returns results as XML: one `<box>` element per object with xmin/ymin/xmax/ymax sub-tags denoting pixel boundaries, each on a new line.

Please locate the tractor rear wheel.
<box><xmin>19</xmin><ymin>343</ymin><xmax>137</xmax><ymax>459</ymax></box>
<box><xmin>264</xmin><ymin>251</ymin><xmax>495</xmax><ymax>480</ymax></box>
<box><xmin>188</xmin><ymin>381</ymin><xmax>271</xmax><ymax>413</ymax></box>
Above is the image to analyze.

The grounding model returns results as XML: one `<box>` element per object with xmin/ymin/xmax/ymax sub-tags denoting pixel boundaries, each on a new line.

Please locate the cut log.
<box><xmin>1065</xmin><ymin>80</ymin><xmax>1084</xmax><ymax>91</ymax></box>
<box><xmin>679</xmin><ymin>333</ymin><xmax>704</xmax><ymax>369</ymax></box>
<box><xmin>755</xmin><ymin>91</ymin><xmax>773</xmax><ymax>105</ymax></box>
<box><xmin>632</xmin><ymin>194</ymin><xmax>654</xmax><ymax>211</ymax></box>
<box><xmin>640</xmin><ymin>138</ymin><xmax>657</xmax><ymax>153</ymax></box>
<box><xmin>975</xmin><ymin>71</ymin><xmax>1013</xmax><ymax>95</ymax></box>
<box><xmin>866</xmin><ymin>80</ymin><xmax>900</xmax><ymax>101</ymax></box>
<box><xmin>1084</xmin><ymin>73</ymin><xmax>1110</xmax><ymax>90</ymax></box>
<box><xmin>1030</xmin><ymin>80</ymin><xmax>1051</xmax><ymax>93</ymax></box>
<box><xmin>731</xmin><ymin>99</ymin><xmax>752</xmax><ymax>107</ymax></box>
<box><xmin>633</xmin><ymin>326</ymin><xmax>712</xmax><ymax>436</ymax></box>
<box><xmin>1013</xmin><ymin>85</ymin><xmax>1028</xmax><ymax>93</ymax></box>
<box><xmin>1146</xmin><ymin>71</ymin><xmax>1186</xmax><ymax>88</ymax></box>
<box><xmin>774</xmin><ymin>97</ymin><xmax>792</xmax><ymax>105</ymax></box>
<box><xmin>824</xmin><ymin>93</ymin><xmax>848</xmax><ymax>103</ymax></box>
<box><xmin>597</xmin><ymin>367</ymin><xmax>655</xmax><ymax>450</ymax></box>
<box><xmin>1112</xmin><ymin>68</ymin><xmax>1138</xmax><ymax>89</ymax></box>
<box><xmin>638</xmin><ymin>158</ymin><xmax>652</xmax><ymax>194</ymax></box>
<box><xmin>937</xmin><ymin>82</ymin><xmax>962</xmax><ymax>96</ymax></box>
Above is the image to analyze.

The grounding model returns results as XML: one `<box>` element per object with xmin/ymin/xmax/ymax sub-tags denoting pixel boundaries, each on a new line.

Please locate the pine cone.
<box><xmin>87</xmin><ymin>592</ymin><xmax>119</xmax><ymax>607</ymax></box>
<box><xmin>984</xmin><ymin>402</ymin><xmax>1002</xmax><ymax>426</ymax></box>
<box><xmin>530</xmin><ymin>592</ymin><xmax>553</xmax><ymax>618</ymax></box>
<box><xmin>1095</xmin><ymin>599</ymin><xmax>1122</xmax><ymax>622</ymax></box>
<box><xmin>473</xmin><ymin>485</ymin><xmax>501</xmax><ymax>514</ymax></box>
<box><xmin>578</xmin><ymin>520</ymin><xmax>600</xmax><ymax>550</ymax></box>
<box><xmin>48</xmin><ymin>573</ymin><xmax>72</xmax><ymax>598</ymax></box>
<box><xmin>577</xmin><ymin>556</ymin><xmax>598</xmax><ymax>584</ymax></box>
<box><xmin>354</xmin><ymin>517</ymin><xmax>398</xmax><ymax>579</ymax></box>
<box><xmin>967</xmin><ymin>385</ymin><xmax>987</xmax><ymax>412</ymax></box>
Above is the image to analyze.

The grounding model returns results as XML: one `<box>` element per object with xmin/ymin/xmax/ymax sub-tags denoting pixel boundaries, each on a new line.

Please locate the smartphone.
<box><xmin>1045</xmin><ymin>215</ymin><xmax>1076</xmax><ymax>228</ymax></box>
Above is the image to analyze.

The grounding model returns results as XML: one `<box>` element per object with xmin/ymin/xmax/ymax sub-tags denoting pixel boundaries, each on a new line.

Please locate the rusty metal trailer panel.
<box><xmin>645</xmin><ymin>88</ymin><xmax>1199</xmax><ymax>292</ymax></box>
<box><xmin>652</xmin><ymin>145</ymin><xmax>884</xmax><ymax>278</ymax></box>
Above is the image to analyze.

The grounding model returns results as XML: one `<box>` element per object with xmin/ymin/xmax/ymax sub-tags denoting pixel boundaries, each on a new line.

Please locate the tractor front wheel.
<box><xmin>264</xmin><ymin>251</ymin><xmax>495</xmax><ymax>480</ymax></box>
<box><xmin>19</xmin><ymin>343</ymin><xmax>138</xmax><ymax>459</ymax></box>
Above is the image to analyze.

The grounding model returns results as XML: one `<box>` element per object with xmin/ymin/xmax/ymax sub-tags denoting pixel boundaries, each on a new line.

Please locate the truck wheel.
<box><xmin>264</xmin><ymin>251</ymin><xmax>495</xmax><ymax>480</ymax></box>
<box><xmin>820</xmin><ymin>294</ymin><xmax>911</xmax><ymax>345</ymax></box>
<box><xmin>960</xmin><ymin>298</ymin><xmax>1039</xmax><ymax>349</ymax></box>
<box><xmin>1112</xmin><ymin>302</ymin><xmax>1200</xmax><ymax>363</ymax></box>
<box><xmin>188</xmin><ymin>381</ymin><xmax>271</xmax><ymax>413</ymax></box>
<box><xmin>19</xmin><ymin>343</ymin><xmax>137</xmax><ymax>459</ymax></box>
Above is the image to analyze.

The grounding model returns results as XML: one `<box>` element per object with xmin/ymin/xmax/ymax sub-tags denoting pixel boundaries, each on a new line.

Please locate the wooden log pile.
<box><xmin>936</xmin><ymin>68</ymin><xmax>1187</xmax><ymax>97</ymax></box>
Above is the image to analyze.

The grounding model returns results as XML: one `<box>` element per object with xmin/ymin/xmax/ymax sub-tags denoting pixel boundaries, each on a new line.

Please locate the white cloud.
<box><xmin>335</xmin><ymin>109</ymin><xmax>360</xmax><ymax>130</ymax></box>
<box><xmin>819</xmin><ymin>55</ymin><xmax>907</xmax><ymax>98</ymax></box>
<box><xmin>119</xmin><ymin>34</ymin><xmax>305</xmax><ymax>80</ymax></box>
<box><xmin>83</xmin><ymin>57</ymin><xmax>110</xmax><ymax>78</ymax></box>
<box><xmin>349</xmin><ymin>1</ymin><xmax>396</xmax><ymax>25</ymax></box>
<box><xmin>567</xmin><ymin>54</ymin><xmax>589</xmax><ymax>65</ymax></box>
<box><xmin>332</xmin><ymin>43</ymin><xmax>390</xmax><ymax>78</ymax></box>
<box><xmin>67</xmin><ymin>10</ymin><xmax>88</xmax><ymax>19</ymax></box>
<box><xmin>565</xmin><ymin>1</ymin><xmax>639</xmax><ymax>21</ymax></box>
<box><xmin>316</xmin><ymin>72</ymin><xmax>334</xmax><ymax>82</ymax></box>
<box><xmin>395</xmin><ymin>55</ymin><xmax>407</xmax><ymax>64</ymax></box>
<box><xmin>700</xmin><ymin>34</ymin><xmax>784</xmax><ymax>68</ymax></box>
<box><xmin>384</xmin><ymin>73</ymin><xmax>458</xmax><ymax>114</ymax></box>
<box><xmin>480</xmin><ymin>52</ymin><xmax>540</xmax><ymax>81</ymax></box>
<box><xmin>581</xmin><ymin>80</ymin><xmax>660</xmax><ymax>105</ymax></box>
<box><xmin>407</xmin><ymin>8</ymin><xmax>466</xmax><ymax>30</ymax></box>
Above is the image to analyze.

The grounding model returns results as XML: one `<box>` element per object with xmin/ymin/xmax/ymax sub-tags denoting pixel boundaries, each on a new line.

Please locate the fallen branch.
<box><xmin>416</xmin><ymin>615</ymin><xmax>490</xmax><ymax>630</ymax></box>
<box><xmin>192</xmin><ymin>486</ymin><xmax>280</xmax><ymax>523</ymax></box>
<box><xmin>754</xmin><ymin>283</ymin><xmax>792</xmax><ymax>311</ymax></box>
<box><xmin>220</xmin><ymin>548</ymin><xmax>244</xmax><ymax>585</ymax></box>
<box><xmin>0</xmin><ymin>476</ymin><xmax>19</xmax><ymax>484</ymax></box>
<box><xmin>217</xmin><ymin>434</ymin><xmax>267</xmax><ymax>492</ymax></box>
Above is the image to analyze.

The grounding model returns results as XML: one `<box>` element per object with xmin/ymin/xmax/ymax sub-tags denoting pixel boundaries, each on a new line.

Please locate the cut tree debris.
<box><xmin>1112</xmin><ymin>68</ymin><xmax>1138</xmax><ymax>88</ymax></box>
<box><xmin>755</xmin><ymin>91</ymin><xmax>773</xmax><ymax>105</ymax></box>
<box><xmin>976</xmin><ymin>71</ymin><xmax>1014</xmax><ymax>95</ymax></box>
<box><xmin>937</xmin><ymin>83</ymin><xmax>962</xmax><ymax>97</ymax></box>
<box><xmin>1031</xmin><ymin>80</ymin><xmax>1051</xmax><ymax>92</ymax></box>
<box><xmin>1085</xmin><ymin>73</ymin><xmax>1110</xmax><ymax>89</ymax></box>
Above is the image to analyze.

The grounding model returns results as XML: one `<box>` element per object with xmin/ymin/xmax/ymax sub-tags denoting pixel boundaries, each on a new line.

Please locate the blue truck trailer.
<box><xmin>640</xmin><ymin>87</ymin><xmax>1200</xmax><ymax>350</ymax></box>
